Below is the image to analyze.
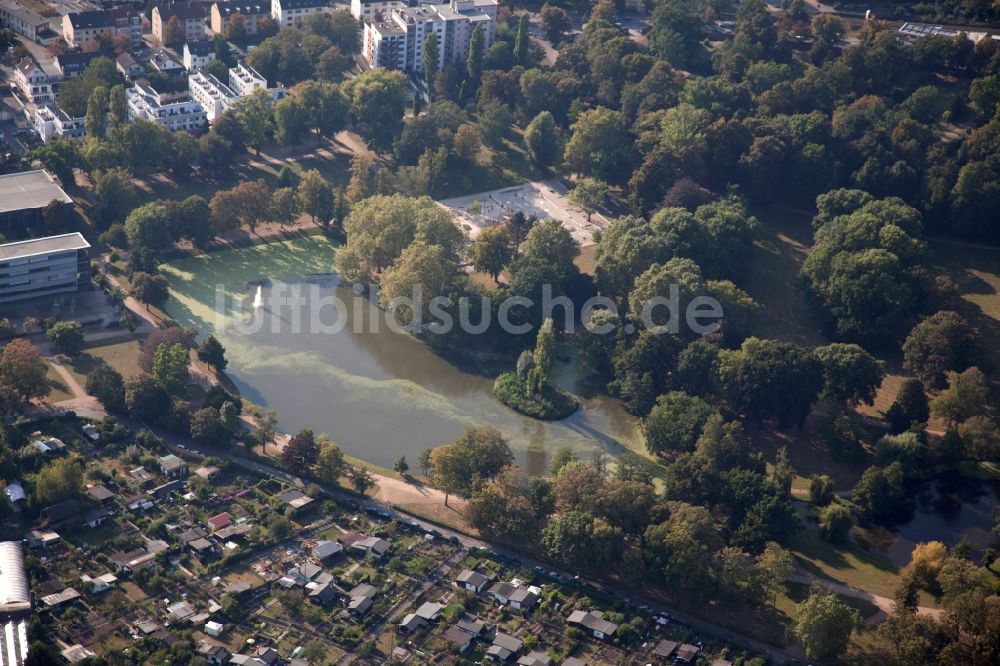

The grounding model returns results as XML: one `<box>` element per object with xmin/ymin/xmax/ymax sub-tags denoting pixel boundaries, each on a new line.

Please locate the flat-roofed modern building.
<box><xmin>0</xmin><ymin>233</ymin><xmax>91</xmax><ymax>304</ymax></box>
<box><xmin>0</xmin><ymin>170</ymin><xmax>74</xmax><ymax>233</ymax></box>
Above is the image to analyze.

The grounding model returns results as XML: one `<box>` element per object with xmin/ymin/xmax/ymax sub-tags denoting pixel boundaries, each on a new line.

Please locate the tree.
<box><xmin>524</xmin><ymin>110</ymin><xmax>559</xmax><ymax>168</ymax></box>
<box><xmin>29</xmin><ymin>137</ymin><xmax>76</xmax><ymax>187</ymax></box>
<box><xmin>315</xmin><ymin>435</ymin><xmax>346</xmax><ymax>484</ymax></box>
<box><xmin>818</xmin><ymin>503</ymin><xmax>853</xmax><ymax>543</ymax></box>
<box><xmin>343</xmin><ymin>69</ymin><xmax>407</xmax><ymax>153</ymax></box>
<box><xmin>86</xmin><ymin>363</ymin><xmax>125</xmax><ymax>412</ymax></box>
<box><xmin>33</xmin><ymin>457</ymin><xmax>82</xmax><ymax>507</ymax></box>
<box><xmin>902</xmin><ymin>311</ymin><xmax>978</xmax><ymax>388</ymax></box>
<box><xmin>124</xmin><ymin>202</ymin><xmax>173</xmax><ymax>252</ymax></box>
<box><xmin>297</xmin><ymin>169</ymin><xmax>334</xmax><ymax>230</ymax></box>
<box><xmin>932</xmin><ymin>367</ymin><xmax>988</xmax><ymax>425</ymax></box>
<box><xmin>793</xmin><ymin>585</ymin><xmax>863</xmax><ymax>663</ymax></box>
<box><xmin>273</xmin><ymin>96</ymin><xmax>310</xmax><ymax>146</ymax></box>
<box><xmin>422</xmin><ymin>32</ymin><xmax>439</xmax><ymax>99</ymax></box>
<box><xmin>379</xmin><ymin>241</ymin><xmax>458</xmax><ymax>326</ymax></box>
<box><xmin>644</xmin><ymin>391</ymin><xmax>719</xmax><ymax>454</ymax></box>
<box><xmin>152</xmin><ymin>342</ymin><xmax>190</xmax><ymax>395</ymax></box>
<box><xmin>903</xmin><ymin>541</ymin><xmax>947</xmax><ymax>591</ymax></box>
<box><xmin>851</xmin><ymin>462</ymin><xmax>905</xmax><ymax>524</ymax></box>
<box><xmin>0</xmin><ymin>339</ymin><xmax>47</xmax><ymax>410</ymax></box>
<box><xmin>754</xmin><ymin>542</ymin><xmax>794</xmax><ymax>606</ymax></box>
<box><xmin>336</xmin><ymin>194</ymin><xmax>457</xmax><ymax>279</ymax></box>
<box><xmin>418</xmin><ymin>448</ymin><xmax>433</xmax><ymax>477</ymax></box>
<box><xmin>196</xmin><ymin>335</ymin><xmax>227</xmax><ymax>372</ymax></box>
<box><xmin>92</xmin><ymin>168</ymin><xmax>137</xmax><ymax>229</ymax></box>
<box><xmin>211</xmin><ymin>180</ymin><xmax>271</xmax><ymax>233</ymax></box>
<box><xmin>569</xmin><ymin>178</ymin><xmax>608</xmax><ymax>222</ymax></box>
<box><xmin>393</xmin><ymin>456</ymin><xmax>409</xmax><ymax>475</ymax></box>
<box><xmin>514</xmin><ymin>13</ymin><xmax>530</xmax><ymax>65</ymax></box>
<box><xmin>84</xmin><ymin>85</ymin><xmax>109</xmax><ymax>139</ymax></box>
<box><xmin>453</xmin><ymin>123</ymin><xmax>481</xmax><ymax>164</ymax></box>
<box><xmin>466</xmin><ymin>24</ymin><xmax>485</xmax><ymax>91</ymax></box>
<box><xmin>563</xmin><ymin>107</ymin><xmax>632</xmax><ymax>182</ymax></box>
<box><xmin>539</xmin><ymin>4</ymin><xmax>571</xmax><ymax>44</ymax></box>
<box><xmin>814</xmin><ymin>343</ymin><xmax>885</xmax><ymax>406</ymax></box>
<box><xmin>430</xmin><ymin>426</ymin><xmax>513</xmax><ymax>502</ymax></box>
<box><xmin>46</xmin><ymin>320</ymin><xmax>84</xmax><ymax>356</ymax></box>
<box><xmin>190</xmin><ymin>407</ymin><xmax>230</xmax><ymax>446</ymax></box>
<box><xmin>809</xmin><ymin>474</ymin><xmax>835</xmax><ymax>506</ymax></box>
<box><xmin>130</xmin><ymin>272</ymin><xmax>170</xmax><ymax>310</ymax></box>
<box><xmin>234</xmin><ymin>89</ymin><xmax>274</xmax><ymax>156</ymax></box>
<box><xmin>250</xmin><ymin>408</ymin><xmax>277</xmax><ymax>453</ymax></box>
<box><xmin>163</xmin><ymin>15</ymin><xmax>184</xmax><ymax>47</ymax></box>
<box><xmin>282</xmin><ymin>429</ymin><xmax>319</xmax><ymax>471</ymax></box>
<box><xmin>108</xmin><ymin>84</ymin><xmax>127</xmax><ymax>128</ymax></box>
<box><xmin>885</xmin><ymin>378</ymin><xmax>929</xmax><ymax>434</ymax></box>
<box><xmin>716</xmin><ymin>337</ymin><xmax>824</xmax><ymax>427</ymax></box>
<box><xmin>268</xmin><ymin>514</ymin><xmax>292</xmax><ymax>540</ymax></box>
<box><xmin>124</xmin><ymin>374</ymin><xmax>170</xmax><ymax>422</ymax></box>
<box><xmin>348</xmin><ymin>465</ymin><xmax>377</xmax><ymax>494</ymax></box>
<box><xmin>469</xmin><ymin>226</ymin><xmax>512</xmax><ymax>284</ymax></box>
<box><xmin>269</xmin><ymin>186</ymin><xmax>299</xmax><ymax>227</ymax></box>
<box><xmin>224</xmin><ymin>12</ymin><xmax>247</xmax><ymax>41</ymax></box>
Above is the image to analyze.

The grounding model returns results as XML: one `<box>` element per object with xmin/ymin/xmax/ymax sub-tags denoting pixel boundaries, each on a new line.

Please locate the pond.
<box><xmin>883</xmin><ymin>473</ymin><xmax>1000</xmax><ymax>566</ymax></box>
<box><xmin>160</xmin><ymin>236</ymin><xmax>645</xmax><ymax>474</ymax></box>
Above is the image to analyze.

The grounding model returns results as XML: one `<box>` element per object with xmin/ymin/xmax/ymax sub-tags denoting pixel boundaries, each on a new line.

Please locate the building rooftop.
<box><xmin>0</xmin><ymin>541</ymin><xmax>30</xmax><ymax>614</ymax></box>
<box><xmin>67</xmin><ymin>10</ymin><xmax>115</xmax><ymax>29</ymax></box>
<box><xmin>0</xmin><ymin>171</ymin><xmax>74</xmax><ymax>217</ymax></box>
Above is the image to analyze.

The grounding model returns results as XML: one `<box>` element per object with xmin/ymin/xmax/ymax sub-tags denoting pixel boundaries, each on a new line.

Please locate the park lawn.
<box><xmin>787</xmin><ymin>526</ymin><xmax>936</xmax><ymax>607</ymax></box>
<box><xmin>63</xmin><ymin>337</ymin><xmax>145</xmax><ymax>390</ymax></box>
<box><xmin>126</xmin><ymin>137</ymin><xmax>355</xmax><ymax>208</ymax></box>
<box><xmin>775</xmin><ymin>581</ymin><xmax>881</xmax><ymax>623</ymax></box>
<box><xmin>45</xmin><ymin>363</ymin><xmax>75</xmax><ymax>402</ymax></box>
<box><xmin>575</xmin><ymin>244</ymin><xmax>597</xmax><ymax>275</ymax></box>
<box><xmin>744</xmin><ymin>206</ymin><xmax>827</xmax><ymax>347</ymax></box>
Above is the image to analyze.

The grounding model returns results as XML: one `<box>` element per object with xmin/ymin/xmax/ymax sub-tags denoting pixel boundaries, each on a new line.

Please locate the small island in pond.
<box><xmin>494</xmin><ymin>318</ymin><xmax>579</xmax><ymax>420</ymax></box>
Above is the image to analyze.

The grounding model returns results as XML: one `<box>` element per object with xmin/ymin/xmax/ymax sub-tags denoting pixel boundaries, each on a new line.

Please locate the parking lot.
<box><xmin>438</xmin><ymin>179</ymin><xmax>608</xmax><ymax>247</ymax></box>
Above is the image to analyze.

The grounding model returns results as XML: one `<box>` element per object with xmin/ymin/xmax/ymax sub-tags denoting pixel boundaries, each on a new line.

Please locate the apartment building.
<box><xmin>361</xmin><ymin>0</ymin><xmax>497</xmax><ymax>73</ymax></box>
<box><xmin>13</xmin><ymin>57</ymin><xmax>53</xmax><ymax>105</ymax></box>
<box><xmin>33</xmin><ymin>106</ymin><xmax>86</xmax><ymax>143</ymax></box>
<box><xmin>126</xmin><ymin>83</ymin><xmax>207</xmax><ymax>132</ymax></box>
<box><xmin>211</xmin><ymin>1</ymin><xmax>270</xmax><ymax>36</ymax></box>
<box><xmin>228</xmin><ymin>62</ymin><xmax>286</xmax><ymax>99</ymax></box>
<box><xmin>189</xmin><ymin>62</ymin><xmax>285</xmax><ymax>122</ymax></box>
<box><xmin>0</xmin><ymin>232</ymin><xmax>91</xmax><ymax>305</ymax></box>
<box><xmin>351</xmin><ymin>0</ymin><xmax>406</xmax><ymax>21</ymax></box>
<box><xmin>152</xmin><ymin>1</ymin><xmax>208</xmax><ymax>45</ymax></box>
<box><xmin>0</xmin><ymin>0</ymin><xmax>52</xmax><ymax>43</ymax></box>
<box><xmin>184</xmin><ymin>41</ymin><xmax>217</xmax><ymax>71</ymax></box>
<box><xmin>271</xmin><ymin>0</ymin><xmax>327</xmax><ymax>28</ymax></box>
<box><xmin>62</xmin><ymin>8</ymin><xmax>141</xmax><ymax>50</ymax></box>
<box><xmin>188</xmin><ymin>70</ymin><xmax>238</xmax><ymax>122</ymax></box>
<box><xmin>54</xmin><ymin>50</ymin><xmax>110</xmax><ymax>80</ymax></box>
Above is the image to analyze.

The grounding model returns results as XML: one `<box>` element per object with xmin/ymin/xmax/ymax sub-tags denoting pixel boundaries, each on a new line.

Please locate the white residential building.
<box><xmin>188</xmin><ymin>71</ymin><xmax>239</xmax><ymax>122</ymax></box>
<box><xmin>189</xmin><ymin>63</ymin><xmax>285</xmax><ymax>122</ymax></box>
<box><xmin>33</xmin><ymin>106</ymin><xmax>86</xmax><ymax>143</ymax></box>
<box><xmin>228</xmin><ymin>62</ymin><xmax>286</xmax><ymax>100</ymax></box>
<box><xmin>184</xmin><ymin>41</ymin><xmax>217</xmax><ymax>72</ymax></box>
<box><xmin>271</xmin><ymin>0</ymin><xmax>327</xmax><ymax>28</ymax></box>
<box><xmin>351</xmin><ymin>0</ymin><xmax>405</xmax><ymax>21</ymax></box>
<box><xmin>13</xmin><ymin>57</ymin><xmax>52</xmax><ymax>104</ymax></box>
<box><xmin>362</xmin><ymin>0</ymin><xmax>497</xmax><ymax>74</ymax></box>
<box><xmin>127</xmin><ymin>83</ymin><xmax>207</xmax><ymax>132</ymax></box>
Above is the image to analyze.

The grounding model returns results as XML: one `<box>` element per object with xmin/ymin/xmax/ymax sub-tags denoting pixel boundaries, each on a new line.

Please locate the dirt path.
<box><xmin>789</xmin><ymin>571</ymin><xmax>943</xmax><ymax>621</ymax></box>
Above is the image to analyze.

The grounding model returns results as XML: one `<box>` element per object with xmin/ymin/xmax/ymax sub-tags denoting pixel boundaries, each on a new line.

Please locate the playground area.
<box><xmin>438</xmin><ymin>180</ymin><xmax>607</xmax><ymax>247</ymax></box>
